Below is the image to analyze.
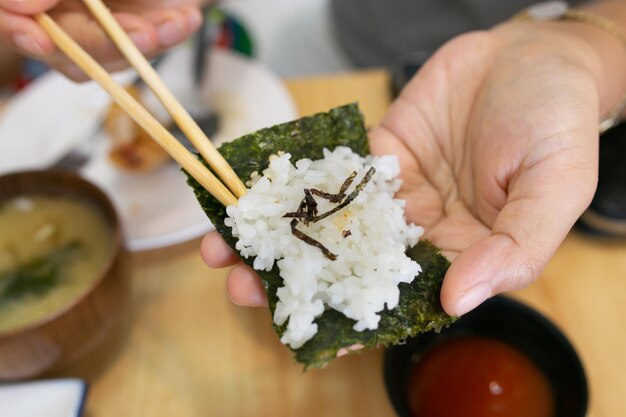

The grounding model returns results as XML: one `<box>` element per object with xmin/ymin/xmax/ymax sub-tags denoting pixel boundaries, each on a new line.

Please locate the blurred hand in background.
<box><xmin>0</xmin><ymin>0</ymin><xmax>208</xmax><ymax>81</ymax></box>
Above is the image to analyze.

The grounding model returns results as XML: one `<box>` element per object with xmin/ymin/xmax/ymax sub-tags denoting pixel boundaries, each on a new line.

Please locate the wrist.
<box><xmin>493</xmin><ymin>13</ymin><xmax>626</xmax><ymax>123</ymax></box>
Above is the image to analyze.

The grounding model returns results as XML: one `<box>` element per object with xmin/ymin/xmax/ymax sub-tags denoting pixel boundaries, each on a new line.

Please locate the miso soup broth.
<box><xmin>0</xmin><ymin>195</ymin><xmax>113</xmax><ymax>332</ymax></box>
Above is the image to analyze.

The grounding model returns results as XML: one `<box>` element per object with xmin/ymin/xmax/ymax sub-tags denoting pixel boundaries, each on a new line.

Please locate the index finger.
<box><xmin>0</xmin><ymin>0</ymin><xmax>60</xmax><ymax>15</ymax></box>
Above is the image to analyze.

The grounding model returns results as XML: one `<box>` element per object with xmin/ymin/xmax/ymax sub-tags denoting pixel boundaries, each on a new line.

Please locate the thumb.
<box><xmin>441</xmin><ymin>128</ymin><xmax>598</xmax><ymax>316</ymax></box>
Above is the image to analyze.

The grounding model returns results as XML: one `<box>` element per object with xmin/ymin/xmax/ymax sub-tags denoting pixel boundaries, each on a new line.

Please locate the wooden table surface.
<box><xmin>50</xmin><ymin>69</ymin><xmax>626</xmax><ymax>416</ymax></box>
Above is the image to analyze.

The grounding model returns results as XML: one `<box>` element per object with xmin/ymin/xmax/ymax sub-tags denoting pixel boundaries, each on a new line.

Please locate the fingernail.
<box><xmin>336</xmin><ymin>344</ymin><xmax>364</xmax><ymax>358</ymax></box>
<box><xmin>454</xmin><ymin>282</ymin><xmax>492</xmax><ymax>316</ymax></box>
<box><xmin>157</xmin><ymin>19</ymin><xmax>185</xmax><ymax>47</ymax></box>
<box><xmin>336</xmin><ymin>348</ymin><xmax>349</xmax><ymax>357</ymax></box>
<box><xmin>129</xmin><ymin>31</ymin><xmax>154</xmax><ymax>53</ymax></box>
<box><xmin>13</xmin><ymin>33</ymin><xmax>45</xmax><ymax>56</ymax></box>
<box><xmin>186</xmin><ymin>9</ymin><xmax>203</xmax><ymax>32</ymax></box>
<box><xmin>249</xmin><ymin>290</ymin><xmax>268</xmax><ymax>307</ymax></box>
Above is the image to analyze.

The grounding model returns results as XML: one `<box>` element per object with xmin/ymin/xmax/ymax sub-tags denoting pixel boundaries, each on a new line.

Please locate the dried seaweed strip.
<box><xmin>285</xmin><ymin>168</ymin><xmax>373</xmax><ymax>258</ymax></box>
<box><xmin>310</xmin><ymin>171</ymin><xmax>357</xmax><ymax>203</ymax></box>
<box><xmin>338</xmin><ymin>171</ymin><xmax>357</xmax><ymax>195</ymax></box>
<box><xmin>284</xmin><ymin>193</ymin><xmax>311</xmax><ymax>219</ymax></box>
<box><xmin>284</xmin><ymin>192</ymin><xmax>317</xmax><ymax>221</ymax></box>
<box><xmin>311</xmin><ymin>167</ymin><xmax>375</xmax><ymax>223</ymax></box>
<box><xmin>303</xmin><ymin>189</ymin><xmax>318</xmax><ymax>220</ymax></box>
<box><xmin>309</xmin><ymin>189</ymin><xmax>342</xmax><ymax>203</ymax></box>
<box><xmin>290</xmin><ymin>219</ymin><xmax>337</xmax><ymax>260</ymax></box>
<box><xmin>283</xmin><ymin>211</ymin><xmax>308</xmax><ymax>219</ymax></box>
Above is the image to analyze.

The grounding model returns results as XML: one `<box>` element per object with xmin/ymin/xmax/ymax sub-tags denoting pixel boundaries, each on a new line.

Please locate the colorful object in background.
<box><xmin>208</xmin><ymin>8</ymin><xmax>254</xmax><ymax>57</ymax></box>
<box><xmin>13</xmin><ymin>59</ymin><xmax>49</xmax><ymax>91</ymax></box>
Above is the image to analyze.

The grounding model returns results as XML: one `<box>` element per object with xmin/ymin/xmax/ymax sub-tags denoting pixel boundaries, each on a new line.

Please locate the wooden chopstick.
<box><xmin>35</xmin><ymin>13</ymin><xmax>239</xmax><ymax>207</ymax></box>
<box><xmin>80</xmin><ymin>0</ymin><xmax>247</xmax><ymax>199</ymax></box>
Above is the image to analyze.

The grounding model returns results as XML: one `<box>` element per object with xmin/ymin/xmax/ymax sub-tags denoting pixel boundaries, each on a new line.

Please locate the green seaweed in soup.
<box><xmin>0</xmin><ymin>195</ymin><xmax>113</xmax><ymax>332</ymax></box>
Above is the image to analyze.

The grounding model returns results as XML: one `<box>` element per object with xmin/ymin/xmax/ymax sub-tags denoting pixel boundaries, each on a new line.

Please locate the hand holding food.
<box><xmin>202</xmin><ymin>4</ymin><xmax>626</xmax><ymax>321</ymax></box>
<box><xmin>189</xmin><ymin>104</ymin><xmax>456</xmax><ymax>368</ymax></box>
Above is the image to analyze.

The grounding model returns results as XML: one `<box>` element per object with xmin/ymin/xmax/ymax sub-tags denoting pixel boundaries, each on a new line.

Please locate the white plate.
<box><xmin>0</xmin><ymin>47</ymin><xmax>297</xmax><ymax>251</ymax></box>
<box><xmin>0</xmin><ymin>379</ymin><xmax>87</xmax><ymax>417</ymax></box>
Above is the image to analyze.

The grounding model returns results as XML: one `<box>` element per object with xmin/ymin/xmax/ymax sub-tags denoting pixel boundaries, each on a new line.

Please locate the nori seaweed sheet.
<box><xmin>187</xmin><ymin>103</ymin><xmax>456</xmax><ymax>369</ymax></box>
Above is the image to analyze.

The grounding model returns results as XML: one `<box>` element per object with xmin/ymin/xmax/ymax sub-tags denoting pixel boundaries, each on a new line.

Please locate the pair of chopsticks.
<box><xmin>34</xmin><ymin>0</ymin><xmax>247</xmax><ymax>207</ymax></box>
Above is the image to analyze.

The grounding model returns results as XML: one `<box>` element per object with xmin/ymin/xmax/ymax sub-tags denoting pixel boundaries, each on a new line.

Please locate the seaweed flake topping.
<box><xmin>284</xmin><ymin>167</ymin><xmax>376</xmax><ymax>259</ymax></box>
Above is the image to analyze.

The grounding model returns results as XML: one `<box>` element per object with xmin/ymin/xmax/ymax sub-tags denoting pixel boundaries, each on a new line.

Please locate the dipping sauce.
<box><xmin>407</xmin><ymin>336</ymin><xmax>554</xmax><ymax>417</ymax></box>
<box><xmin>0</xmin><ymin>195</ymin><xmax>113</xmax><ymax>332</ymax></box>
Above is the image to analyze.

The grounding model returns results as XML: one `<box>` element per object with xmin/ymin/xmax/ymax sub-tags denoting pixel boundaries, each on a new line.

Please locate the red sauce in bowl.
<box><xmin>407</xmin><ymin>337</ymin><xmax>554</xmax><ymax>417</ymax></box>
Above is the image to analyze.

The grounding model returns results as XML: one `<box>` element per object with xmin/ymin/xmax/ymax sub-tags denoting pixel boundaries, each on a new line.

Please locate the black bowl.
<box><xmin>576</xmin><ymin>121</ymin><xmax>626</xmax><ymax>237</ymax></box>
<box><xmin>384</xmin><ymin>296</ymin><xmax>588</xmax><ymax>417</ymax></box>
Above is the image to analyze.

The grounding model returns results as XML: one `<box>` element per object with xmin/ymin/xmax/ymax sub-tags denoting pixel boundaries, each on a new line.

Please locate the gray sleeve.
<box><xmin>330</xmin><ymin>0</ymin><xmax>589</xmax><ymax>67</ymax></box>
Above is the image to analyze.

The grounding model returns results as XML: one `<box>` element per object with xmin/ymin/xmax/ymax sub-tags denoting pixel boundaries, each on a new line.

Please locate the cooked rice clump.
<box><xmin>225</xmin><ymin>147</ymin><xmax>423</xmax><ymax>349</ymax></box>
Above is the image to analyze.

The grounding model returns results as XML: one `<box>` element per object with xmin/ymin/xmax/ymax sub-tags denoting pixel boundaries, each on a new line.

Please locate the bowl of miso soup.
<box><xmin>0</xmin><ymin>170</ymin><xmax>129</xmax><ymax>380</ymax></box>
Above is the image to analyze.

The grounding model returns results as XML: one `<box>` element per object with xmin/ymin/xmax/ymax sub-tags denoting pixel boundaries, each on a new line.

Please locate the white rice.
<box><xmin>225</xmin><ymin>147</ymin><xmax>424</xmax><ymax>349</ymax></box>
